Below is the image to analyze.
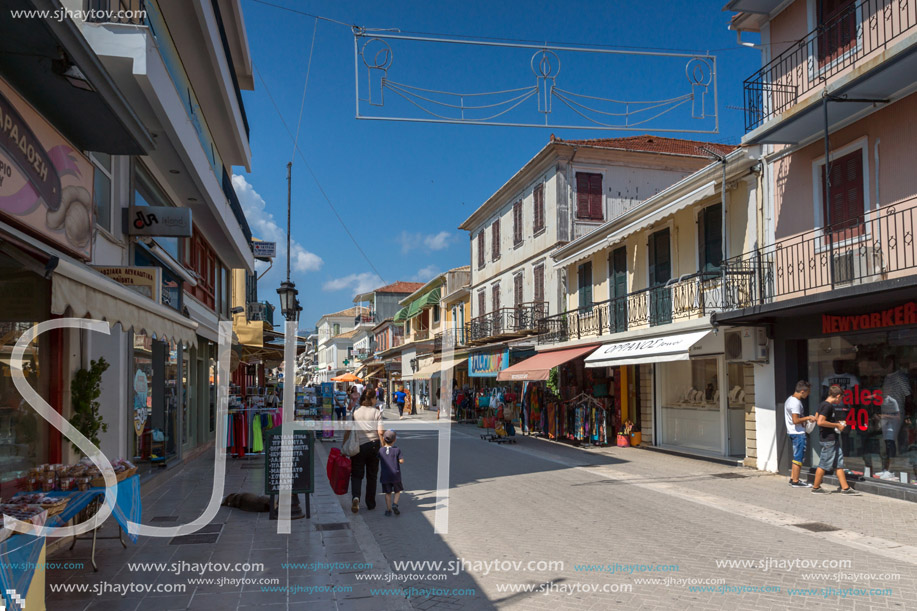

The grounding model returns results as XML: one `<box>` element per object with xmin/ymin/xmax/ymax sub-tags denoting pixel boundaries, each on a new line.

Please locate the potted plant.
<box><xmin>69</xmin><ymin>357</ymin><xmax>109</xmax><ymax>454</ymax></box>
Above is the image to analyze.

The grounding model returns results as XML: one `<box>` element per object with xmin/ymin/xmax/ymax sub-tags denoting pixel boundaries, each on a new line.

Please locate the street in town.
<box><xmin>44</xmin><ymin>407</ymin><xmax>916</xmax><ymax>611</ymax></box>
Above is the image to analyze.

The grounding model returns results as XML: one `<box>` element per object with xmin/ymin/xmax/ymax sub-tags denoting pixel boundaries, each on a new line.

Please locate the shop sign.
<box><xmin>822</xmin><ymin>301</ymin><xmax>917</xmax><ymax>334</ymax></box>
<box><xmin>95</xmin><ymin>266</ymin><xmax>162</xmax><ymax>302</ymax></box>
<box><xmin>470</xmin><ymin>349</ymin><xmax>509</xmax><ymax>377</ymax></box>
<box><xmin>252</xmin><ymin>241</ymin><xmax>276</xmax><ymax>259</ymax></box>
<box><xmin>263</xmin><ymin>429</ymin><xmax>314</xmax><ymax>495</ymax></box>
<box><xmin>127</xmin><ymin>206</ymin><xmax>193</xmax><ymax>237</ymax></box>
<box><xmin>0</xmin><ymin>77</ymin><xmax>94</xmax><ymax>259</ymax></box>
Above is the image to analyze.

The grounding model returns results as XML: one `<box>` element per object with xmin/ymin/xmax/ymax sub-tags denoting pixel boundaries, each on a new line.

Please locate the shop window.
<box><xmin>808</xmin><ymin>333</ymin><xmax>915</xmax><ymax>483</ymax></box>
<box><xmin>533</xmin><ymin>183</ymin><xmax>545</xmax><ymax>232</ymax></box>
<box><xmin>577</xmin><ymin>262</ymin><xmax>593</xmax><ymax>310</ymax></box>
<box><xmin>698</xmin><ymin>203</ymin><xmax>723</xmax><ymax>274</ymax></box>
<box><xmin>575</xmin><ymin>172</ymin><xmax>603</xmax><ymax>220</ymax></box>
<box><xmin>90</xmin><ymin>152</ymin><xmax>113</xmax><ymax>233</ymax></box>
<box><xmin>659</xmin><ymin>358</ymin><xmax>722</xmax><ymax>453</ymax></box>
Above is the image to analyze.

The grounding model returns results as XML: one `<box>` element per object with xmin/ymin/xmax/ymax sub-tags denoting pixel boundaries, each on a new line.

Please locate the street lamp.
<box><xmin>276</xmin><ymin>281</ymin><xmax>299</xmax><ymax>321</ymax></box>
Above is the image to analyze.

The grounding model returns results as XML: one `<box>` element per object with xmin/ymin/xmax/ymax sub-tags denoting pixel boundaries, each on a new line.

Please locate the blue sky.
<box><xmin>232</xmin><ymin>0</ymin><xmax>762</xmax><ymax>330</ymax></box>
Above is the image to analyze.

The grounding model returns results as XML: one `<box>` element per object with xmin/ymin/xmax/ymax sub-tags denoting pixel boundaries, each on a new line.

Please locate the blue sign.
<box><xmin>469</xmin><ymin>349</ymin><xmax>509</xmax><ymax>378</ymax></box>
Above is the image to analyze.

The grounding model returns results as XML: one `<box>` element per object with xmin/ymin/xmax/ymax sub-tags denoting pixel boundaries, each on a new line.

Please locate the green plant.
<box><xmin>69</xmin><ymin>357</ymin><xmax>109</xmax><ymax>453</ymax></box>
<box><xmin>546</xmin><ymin>367</ymin><xmax>560</xmax><ymax>397</ymax></box>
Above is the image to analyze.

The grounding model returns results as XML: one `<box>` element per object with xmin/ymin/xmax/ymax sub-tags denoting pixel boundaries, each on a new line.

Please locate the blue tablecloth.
<box><xmin>1</xmin><ymin>475</ymin><xmax>142</xmax><ymax>610</ymax></box>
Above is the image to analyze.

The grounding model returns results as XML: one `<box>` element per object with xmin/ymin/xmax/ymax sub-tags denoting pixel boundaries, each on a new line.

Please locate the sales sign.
<box><xmin>263</xmin><ymin>429</ymin><xmax>314</xmax><ymax>495</ymax></box>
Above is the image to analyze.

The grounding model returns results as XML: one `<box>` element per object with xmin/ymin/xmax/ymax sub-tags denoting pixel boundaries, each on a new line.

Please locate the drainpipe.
<box><xmin>823</xmin><ymin>92</ymin><xmax>834</xmax><ymax>289</ymax></box>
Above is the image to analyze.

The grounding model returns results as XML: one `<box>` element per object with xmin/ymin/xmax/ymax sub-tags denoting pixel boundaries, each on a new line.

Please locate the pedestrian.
<box><xmin>379</xmin><ymin>430</ymin><xmax>404</xmax><ymax>517</ymax></box>
<box><xmin>405</xmin><ymin>387</ymin><xmax>413</xmax><ymax>415</ymax></box>
<box><xmin>785</xmin><ymin>380</ymin><xmax>816</xmax><ymax>488</ymax></box>
<box><xmin>812</xmin><ymin>384</ymin><xmax>857</xmax><ymax>494</ymax></box>
<box><xmin>348</xmin><ymin>385</ymin><xmax>361</xmax><ymax>415</ymax></box>
<box><xmin>393</xmin><ymin>386</ymin><xmax>407</xmax><ymax>419</ymax></box>
<box><xmin>333</xmin><ymin>386</ymin><xmax>346</xmax><ymax>422</ymax></box>
<box><xmin>342</xmin><ymin>391</ymin><xmax>384</xmax><ymax>513</ymax></box>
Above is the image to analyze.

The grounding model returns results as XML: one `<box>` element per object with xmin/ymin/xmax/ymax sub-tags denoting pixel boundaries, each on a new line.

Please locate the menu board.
<box><xmin>263</xmin><ymin>429</ymin><xmax>314</xmax><ymax>495</ymax></box>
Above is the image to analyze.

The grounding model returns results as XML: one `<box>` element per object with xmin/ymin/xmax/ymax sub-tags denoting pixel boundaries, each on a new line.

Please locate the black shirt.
<box><xmin>816</xmin><ymin>400</ymin><xmax>839</xmax><ymax>441</ymax></box>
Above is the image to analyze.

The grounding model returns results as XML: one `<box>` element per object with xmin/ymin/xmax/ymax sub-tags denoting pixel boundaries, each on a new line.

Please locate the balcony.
<box><xmin>434</xmin><ymin>328</ymin><xmax>467</xmax><ymax>353</ymax></box>
<box><xmin>537</xmin><ymin>275</ymin><xmax>723</xmax><ymax>345</ymax></box>
<box><xmin>743</xmin><ymin>0</ymin><xmax>917</xmax><ymax>143</ymax></box>
<box><xmin>721</xmin><ymin>199</ymin><xmax>917</xmax><ymax>311</ymax></box>
<box><xmin>354</xmin><ymin>311</ymin><xmax>376</xmax><ymax>326</ymax></box>
<box><xmin>413</xmin><ymin>328</ymin><xmax>431</xmax><ymax>341</ymax></box>
<box><xmin>247</xmin><ymin>301</ymin><xmax>275</xmax><ymax>326</ymax></box>
<box><xmin>468</xmin><ymin>302</ymin><xmax>548</xmax><ymax>345</ymax></box>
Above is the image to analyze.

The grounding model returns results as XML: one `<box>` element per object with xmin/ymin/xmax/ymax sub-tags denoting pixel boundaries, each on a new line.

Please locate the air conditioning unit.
<box><xmin>832</xmin><ymin>247</ymin><xmax>884</xmax><ymax>286</ymax></box>
<box><xmin>724</xmin><ymin>327</ymin><xmax>768</xmax><ymax>363</ymax></box>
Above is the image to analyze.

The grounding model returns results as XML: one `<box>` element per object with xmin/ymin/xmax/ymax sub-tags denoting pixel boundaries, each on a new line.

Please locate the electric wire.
<box><xmin>253</xmin><ymin>63</ymin><xmax>386</xmax><ymax>284</ymax></box>
<box><xmin>291</xmin><ymin>17</ymin><xmax>319</xmax><ymax>164</ymax></box>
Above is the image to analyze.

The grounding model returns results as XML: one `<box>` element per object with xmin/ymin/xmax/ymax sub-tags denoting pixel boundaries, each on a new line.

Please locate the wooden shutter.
<box><xmin>492</xmin><ymin>283</ymin><xmax>501</xmax><ymax>313</ymax></box>
<box><xmin>514</xmin><ymin>273</ymin><xmax>523</xmax><ymax>307</ymax></box>
<box><xmin>612</xmin><ymin>248</ymin><xmax>627</xmax><ymax>298</ymax></box>
<box><xmin>821</xmin><ymin>149</ymin><xmax>864</xmax><ymax>229</ymax></box>
<box><xmin>588</xmin><ymin>174</ymin><xmax>603</xmax><ymax>220</ymax></box>
<box><xmin>576</xmin><ymin>172</ymin><xmax>603</xmax><ymax>220</ymax></box>
<box><xmin>477</xmin><ymin>232</ymin><xmax>485</xmax><ymax>268</ymax></box>
<box><xmin>649</xmin><ymin>228</ymin><xmax>671</xmax><ymax>287</ymax></box>
<box><xmin>818</xmin><ymin>0</ymin><xmax>857</xmax><ymax>66</ymax></box>
<box><xmin>534</xmin><ymin>265</ymin><xmax>545</xmax><ymax>303</ymax></box>
<box><xmin>533</xmin><ymin>184</ymin><xmax>545</xmax><ymax>231</ymax></box>
<box><xmin>478</xmin><ymin>290</ymin><xmax>486</xmax><ymax>317</ymax></box>
<box><xmin>575</xmin><ymin>173</ymin><xmax>590</xmax><ymax>218</ymax></box>
<box><xmin>492</xmin><ymin>219</ymin><xmax>500</xmax><ymax>260</ymax></box>
<box><xmin>698</xmin><ymin>204</ymin><xmax>722</xmax><ymax>272</ymax></box>
<box><xmin>513</xmin><ymin>201</ymin><xmax>523</xmax><ymax>244</ymax></box>
<box><xmin>578</xmin><ymin>262</ymin><xmax>593</xmax><ymax>309</ymax></box>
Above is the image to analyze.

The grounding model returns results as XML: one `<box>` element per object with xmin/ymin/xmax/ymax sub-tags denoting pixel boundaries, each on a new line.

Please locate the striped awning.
<box><xmin>406</xmin><ymin>288</ymin><xmax>441</xmax><ymax>319</ymax></box>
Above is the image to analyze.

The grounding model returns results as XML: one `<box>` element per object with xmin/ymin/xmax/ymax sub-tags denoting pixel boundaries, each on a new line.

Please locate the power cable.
<box><xmin>292</xmin><ymin>17</ymin><xmax>319</xmax><ymax>164</ymax></box>
<box><xmin>253</xmin><ymin>63</ymin><xmax>387</xmax><ymax>285</ymax></box>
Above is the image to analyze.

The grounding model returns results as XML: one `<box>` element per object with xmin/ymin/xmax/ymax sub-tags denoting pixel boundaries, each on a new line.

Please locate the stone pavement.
<box><xmin>44</xmin><ymin>404</ymin><xmax>917</xmax><ymax>610</ymax></box>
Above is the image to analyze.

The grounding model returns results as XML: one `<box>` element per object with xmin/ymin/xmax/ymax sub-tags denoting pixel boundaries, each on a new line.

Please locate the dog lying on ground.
<box><xmin>221</xmin><ymin>492</ymin><xmax>271</xmax><ymax>512</ymax></box>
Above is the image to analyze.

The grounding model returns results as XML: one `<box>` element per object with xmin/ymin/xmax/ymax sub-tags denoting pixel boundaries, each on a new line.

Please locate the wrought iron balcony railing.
<box><xmin>536</xmin><ymin>273</ymin><xmax>724</xmax><ymax>345</ymax></box>
<box><xmin>413</xmin><ymin>328</ymin><xmax>430</xmax><ymax>341</ymax></box>
<box><xmin>722</xmin><ymin>199</ymin><xmax>917</xmax><ymax>310</ymax></box>
<box><xmin>434</xmin><ymin>328</ymin><xmax>468</xmax><ymax>353</ymax></box>
<box><xmin>743</xmin><ymin>0</ymin><xmax>917</xmax><ymax>132</ymax></box>
<box><xmin>468</xmin><ymin>302</ymin><xmax>548</xmax><ymax>344</ymax></box>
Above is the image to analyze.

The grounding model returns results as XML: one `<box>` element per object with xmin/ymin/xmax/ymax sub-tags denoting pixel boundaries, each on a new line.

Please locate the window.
<box><xmin>577</xmin><ymin>262</ymin><xmax>593</xmax><ymax>310</ymax></box>
<box><xmin>478</xmin><ymin>290</ymin><xmax>486</xmax><ymax>317</ymax></box>
<box><xmin>184</xmin><ymin>228</ymin><xmax>219</xmax><ymax>309</ymax></box>
<box><xmin>533</xmin><ymin>183</ymin><xmax>545</xmax><ymax>233</ymax></box>
<box><xmin>491</xmin><ymin>219</ymin><xmax>500</xmax><ymax>260</ymax></box>
<box><xmin>433</xmin><ymin>305</ymin><xmax>440</xmax><ymax>323</ymax></box>
<box><xmin>534</xmin><ymin>265</ymin><xmax>545</xmax><ymax>304</ymax></box>
<box><xmin>513</xmin><ymin>200</ymin><xmax>523</xmax><ymax>245</ymax></box>
<box><xmin>698</xmin><ymin>203</ymin><xmax>723</xmax><ymax>273</ymax></box>
<box><xmin>648</xmin><ymin>228</ymin><xmax>672</xmax><ymax>326</ymax></box>
<box><xmin>514</xmin><ymin>273</ymin><xmax>524</xmax><ymax>308</ymax></box>
<box><xmin>134</xmin><ymin>165</ymin><xmax>180</xmax><ymax>260</ymax></box>
<box><xmin>821</xmin><ymin>149</ymin><xmax>864</xmax><ymax>233</ymax></box>
<box><xmin>817</xmin><ymin>0</ymin><xmax>857</xmax><ymax>67</ymax></box>
<box><xmin>492</xmin><ymin>283</ymin><xmax>501</xmax><ymax>312</ymax></box>
<box><xmin>575</xmin><ymin>172</ymin><xmax>603</xmax><ymax>220</ymax></box>
<box><xmin>90</xmin><ymin>152</ymin><xmax>113</xmax><ymax>232</ymax></box>
<box><xmin>477</xmin><ymin>232</ymin><xmax>485</xmax><ymax>269</ymax></box>
<box><xmin>333</xmin><ymin>323</ymin><xmax>340</xmax><ymax>335</ymax></box>
<box><xmin>610</xmin><ymin>247</ymin><xmax>627</xmax><ymax>331</ymax></box>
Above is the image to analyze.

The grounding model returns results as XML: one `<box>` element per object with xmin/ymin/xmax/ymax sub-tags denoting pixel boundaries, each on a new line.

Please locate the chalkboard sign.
<box><xmin>263</xmin><ymin>429</ymin><xmax>314</xmax><ymax>495</ymax></box>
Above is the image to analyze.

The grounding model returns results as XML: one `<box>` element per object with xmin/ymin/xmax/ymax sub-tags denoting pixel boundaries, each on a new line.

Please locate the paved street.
<box><xmin>46</xmin><ymin>406</ymin><xmax>917</xmax><ymax>610</ymax></box>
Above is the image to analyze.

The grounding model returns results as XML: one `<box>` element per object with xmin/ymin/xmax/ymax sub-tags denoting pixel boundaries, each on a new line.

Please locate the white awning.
<box><xmin>554</xmin><ymin>181</ymin><xmax>717</xmax><ymax>269</ymax></box>
<box><xmin>184</xmin><ymin>296</ymin><xmax>220</xmax><ymax>343</ymax></box>
<box><xmin>584</xmin><ymin>330</ymin><xmax>720</xmax><ymax>368</ymax></box>
<box><xmin>51</xmin><ymin>258</ymin><xmax>198</xmax><ymax>347</ymax></box>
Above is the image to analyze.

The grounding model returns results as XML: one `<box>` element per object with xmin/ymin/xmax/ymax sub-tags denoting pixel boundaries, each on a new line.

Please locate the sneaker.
<box><xmin>789</xmin><ymin>480</ymin><xmax>812</xmax><ymax>488</ymax></box>
<box><xmin>879</xmin><ymin>471</ymin><xmax>898</xmax><ymax>481</ymax></box>
<box><xmin>392</xmin><ymin>503</ymin><xmax>400</xmax><ymax>515</ymax></box>
<box><xmin>384</xmin><ymin>510</ymin><xmax>392</xmax><ymax>517</ymax></box>
<box><xmin>351</xmin><ymin>498</ymin><xmax>360</xmax><ymax>513</ymax></box>
<box><xmin>836</xmin><ymin>487</ymin><xmax>859</xmax><ymax>495</ymax></box>
<box><xmin>811</xmin><ymin>487</ymin><xmax>829</xmax><ymax>494</ymax></box>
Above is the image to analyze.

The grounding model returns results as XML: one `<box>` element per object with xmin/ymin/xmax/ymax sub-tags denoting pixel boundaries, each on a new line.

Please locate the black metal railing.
<box><xmin>744</xmin><ymin>0</ymin><xmax>917</xmax><ymax>132</ymax></box>
<box><xmin>86</xmin><ymin>0</ymin><xmax>147</xmax><ymax>24</ymax></box>
<box><xmin>434</xmin><ymin>328</ymin><xmax>467</xmax><ymax>352</ymax></box>
<box><xmin>723</xmin><ymin>200</ymin><xmax>917</xmax><ymax>309</ymax></box>
<box><xmin>468</xmin><ymin>302</ymin><xmax>548</xmax><ymax>343</ymax></box>
<box><xmin>222</xmin><ymin>166</ymin><xmax>253</xmax><ymax>243</ymax></box>
<box><xmin>536</xmin><ymin>273</ymin><xmax>724</xmax><ymax>345</ymax></box>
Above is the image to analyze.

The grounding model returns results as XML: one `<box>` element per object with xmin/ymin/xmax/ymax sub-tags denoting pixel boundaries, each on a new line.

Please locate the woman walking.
<box><xmin>342</xmin><ymin>388</ymin><xmax>384</xmax><ymax>513</ymax></box>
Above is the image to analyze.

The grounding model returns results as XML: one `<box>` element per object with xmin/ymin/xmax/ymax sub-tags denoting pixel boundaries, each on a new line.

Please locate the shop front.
<box><xmin>585</xmin><ymin>329</ymin><xmax>747</xmax><ymax>458</ymax></box>
<box><xmin>774</xmin><ymin>299</ymin><xmax>917</xmax><ymax>490</ymax></box>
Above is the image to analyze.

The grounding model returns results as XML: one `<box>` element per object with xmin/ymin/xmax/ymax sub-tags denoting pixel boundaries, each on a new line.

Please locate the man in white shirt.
<box><xmin>785</xmin><ymin>381</ymin><xmax>817</xmax><ymax>488</ymax></box>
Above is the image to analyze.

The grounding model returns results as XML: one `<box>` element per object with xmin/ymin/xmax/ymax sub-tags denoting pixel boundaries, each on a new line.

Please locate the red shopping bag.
<box><xmin>326</xmin><ymin>447</ymin><xmax>351</xmax><ymax>495</ymax></box>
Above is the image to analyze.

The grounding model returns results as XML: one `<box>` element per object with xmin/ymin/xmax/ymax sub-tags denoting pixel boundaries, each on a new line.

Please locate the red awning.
<box><xmin>496</xmin><ymin>345</ymin><xmax>599</xmax><ymax>382</ymax></box>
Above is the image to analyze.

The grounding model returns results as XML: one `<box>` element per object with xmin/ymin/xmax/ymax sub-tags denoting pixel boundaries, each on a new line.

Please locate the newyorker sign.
<box><xmin>822</xmin><ymin>301</ymin><xmax>917</xmax><ymax>334</ymax></box>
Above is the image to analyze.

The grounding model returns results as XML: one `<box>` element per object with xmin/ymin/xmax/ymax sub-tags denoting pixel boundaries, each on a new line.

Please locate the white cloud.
<box><xmin>398</xmin><ymin>230</ymin><xmax>456</xmax><ymax>254</ymax></box>
<box><xmin>412</xmin><ymin>265</ymin><xmax>440</xmax><ymax>282</ymax></box>
<box><xmin>322</xmin><ymin>272</ymin><xmax>383</xmax><ymax>295</ymax></box>
<box><xmin>232</xmin><ymin>174</ymin><xmax>323</xmax><ymax>272</ymax></box>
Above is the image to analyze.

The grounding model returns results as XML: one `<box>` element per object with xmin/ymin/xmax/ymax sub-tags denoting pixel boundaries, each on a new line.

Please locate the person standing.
<box><xmin>812</xmin><ymin>384</ymin><xmax>857</xmax><ymax>494</ymax></box>
<box><xmin>393</xmin><ymin>386</ymin><xmax>407</xmax><ymax>419</ymax></box>
<box><xmin>785</xmin><ymin>381</ymin><xmax>816</xmax><ymax>488</ymax></box>
<box><xmin>342</xmin><ymin>393</ymin><xmax>384</xmax><ymax>513</ymax></box>
<box><xmin>379</xmin><ymin>430</ymin><xmax>404</xmax><ymax>517</ymax></box>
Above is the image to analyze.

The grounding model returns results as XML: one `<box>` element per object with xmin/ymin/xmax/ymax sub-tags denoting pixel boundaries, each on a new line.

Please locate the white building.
<box><xmin>314</xmin><ymin>306</ymin><xmax>368</xmax><ymax>383</ymax></box>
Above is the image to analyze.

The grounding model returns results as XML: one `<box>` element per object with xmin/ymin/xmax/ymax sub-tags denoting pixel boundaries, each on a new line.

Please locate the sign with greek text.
<box><xmin>263</xmin><ymin>429</ymin><xmax>314</xmax><ymax>495</ymax></box>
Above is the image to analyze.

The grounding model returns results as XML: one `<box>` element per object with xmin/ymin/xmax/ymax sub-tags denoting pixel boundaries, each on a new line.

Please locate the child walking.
<box><xmin>379</xmin><ymin>430</ymin><xmax>404</xmax><ymax>516</ymax></box>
